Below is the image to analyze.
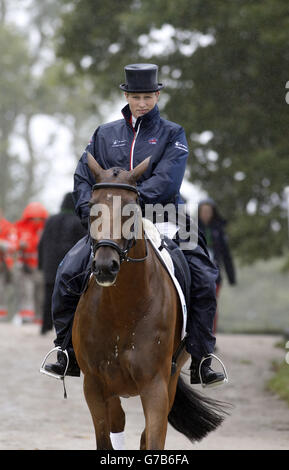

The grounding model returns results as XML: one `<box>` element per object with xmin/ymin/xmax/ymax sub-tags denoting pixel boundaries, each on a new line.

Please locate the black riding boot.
<box><xmin>44</xmin><ymin>347</ymin><xmax>80</xmax><ymax>378</ymax></box>
<box><xmin>190</xmin><ymin>357</ymin><xmax>225</xmax><ymax>387</ymax></box>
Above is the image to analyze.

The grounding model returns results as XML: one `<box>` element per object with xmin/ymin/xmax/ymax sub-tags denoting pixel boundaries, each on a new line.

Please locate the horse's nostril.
<box><xmin>92</xmin><ymin>261</ymin><xmax>98</xmax><ymax>275</ymax></box>
<box><xmin>92</xmin><ymin>262</ymin><xmax>101</xmax><ymax>276</ymax></box>
<box><xmin>93</xmin><ymin>261</ymin><xmax>118</xmax><ymax>278</ymax></box>
<box><xmin>111</xmin><ymin>260</ymin><xmax>120</xmax><ymax>273</ymax></box>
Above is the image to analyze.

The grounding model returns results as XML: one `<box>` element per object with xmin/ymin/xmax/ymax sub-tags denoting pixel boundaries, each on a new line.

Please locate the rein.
<box><xmin>91</xmin><ymin>182</ymin><xmax>148</xmax><ymax>264</ymax></box>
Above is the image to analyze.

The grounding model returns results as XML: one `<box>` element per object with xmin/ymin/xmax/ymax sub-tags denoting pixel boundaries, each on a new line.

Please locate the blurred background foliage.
<box><xmin>56</xmin><ymin>0</ymin><xmax>289</xmax><ymax>264</ymax></box>
<box><xmin>1</xmin><ymin>0</ymin><xmax>289</xmax><ymax>270</ymax></box>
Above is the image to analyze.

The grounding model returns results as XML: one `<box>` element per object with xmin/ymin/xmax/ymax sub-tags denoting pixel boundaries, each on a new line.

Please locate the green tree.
<box><xmin>56</xmin><ymin>0</ymin><xmax>289</xmax><ymax>263</ymax></box>
<box><xmin>0</xmin><ymin>23</ymin><xmax>34</xmax><ymax>217</ymax></box>
<box><xmin>0</xmin><ymin>0</ymin><xmax>102</xmax><ymax>219</ymax></box>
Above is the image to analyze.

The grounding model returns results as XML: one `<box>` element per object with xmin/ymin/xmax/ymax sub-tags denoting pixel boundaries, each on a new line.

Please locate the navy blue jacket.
<box><xmin>73</xmin><ymin>104</ymin><xmax>189</xmax><ymax>224</ymax></box>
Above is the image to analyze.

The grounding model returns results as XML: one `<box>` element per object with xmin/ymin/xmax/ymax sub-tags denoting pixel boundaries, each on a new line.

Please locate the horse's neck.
<box><xmin>120</xmin><ymin>233</ymin><xmax>149</xmax><ymax>281</ymax></box>
<box><xmin>128</xmin><ymin>230</ymin><xmax>147</xmax><ymax>261</ymax></box>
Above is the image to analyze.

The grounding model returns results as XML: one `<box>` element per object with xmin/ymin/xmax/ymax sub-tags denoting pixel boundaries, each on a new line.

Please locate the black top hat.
<box><xmin>119</xmin><ymin>63</ymin><xmax>164</xmax><ymax>93</ymax></box>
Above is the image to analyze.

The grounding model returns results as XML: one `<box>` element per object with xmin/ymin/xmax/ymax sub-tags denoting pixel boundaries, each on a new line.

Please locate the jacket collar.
<box><xmin>121</xmin><ymin>103</ymin><xmax>160</xmax><ymax>129</ymax></box>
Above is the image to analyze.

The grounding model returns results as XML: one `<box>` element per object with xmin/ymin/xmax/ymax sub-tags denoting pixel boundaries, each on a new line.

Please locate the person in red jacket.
<box><xmin>0</xmin><ymin>210</ymin><xmax>17</xmax><ymax>318</ymax></box>
<box><xmin>14</xmin><ymin>202</ymin><xmax>48</xmax><ymax>322</ymax></box>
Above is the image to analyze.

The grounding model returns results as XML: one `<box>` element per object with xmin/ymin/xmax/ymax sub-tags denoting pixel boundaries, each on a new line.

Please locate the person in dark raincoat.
<box><xmin>38</xmin><ymin>193</ymin><xmax>86</xmax><ymax>334</ymax></box>
<box><xmin>198</xmin><ymin>198</ymin><xmax>236</xmax><ymax>333</ymax></box>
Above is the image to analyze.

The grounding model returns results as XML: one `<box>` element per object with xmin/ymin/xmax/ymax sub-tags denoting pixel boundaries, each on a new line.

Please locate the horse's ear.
<box><xmin>129</xmin><ymin>156</ymin><xmax>151</xmax><ymax>183</ymax></box>
<box><xmin>86</xmin><ymin>151</ymin><xmax>103</xmax><ymax>181</ymax></box>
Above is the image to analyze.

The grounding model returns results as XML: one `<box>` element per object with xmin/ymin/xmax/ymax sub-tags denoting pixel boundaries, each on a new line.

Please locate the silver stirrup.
<box><xmin>199</xmin><ymin>353</ymin><xmax>229</xmax><ymax>389</ymax></box>
<box><xmin>39</xmin><ymin>346</ymin><xmax>69</xmax><ymax>380</ymax></box>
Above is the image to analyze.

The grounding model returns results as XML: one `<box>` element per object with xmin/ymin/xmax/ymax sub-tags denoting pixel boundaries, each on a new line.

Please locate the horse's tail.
<box><xmin>168</xmin><ymin>375</ymin><xmax>229</xmax><ymax>442</ymax></box>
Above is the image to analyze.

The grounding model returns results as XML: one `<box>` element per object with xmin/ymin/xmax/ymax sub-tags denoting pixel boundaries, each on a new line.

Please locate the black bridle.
<box><xmin>92</xmin><ymin>182</ymin><xmax>140</xmax><ymax>195</ymax></box>
<box><xmin>90</xmin><ymin>182</ymin><xmax>148</xmax><ymax>263</ymax></box>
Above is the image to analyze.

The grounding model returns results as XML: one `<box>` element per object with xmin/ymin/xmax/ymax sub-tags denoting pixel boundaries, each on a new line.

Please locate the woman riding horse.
<box><xmin>72</xmin><ymin>156</ymin><xmax>226</xmax><ymax>449</ymax></box>
<box><xmin>43</xmin><ymin>64</ymin><xmax>226</xmax><ymax>387</ymax></box>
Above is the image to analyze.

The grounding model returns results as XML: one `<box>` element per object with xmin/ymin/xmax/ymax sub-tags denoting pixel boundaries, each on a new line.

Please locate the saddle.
<box><xmin>159</xmin><ymin>235</ymin><xmax>191</xmax><ymax>313</ymax></box>
<box><xmin>142</xmin><ymin>219</ymin><xmax>190</xmax><ymax>340</ymax></box>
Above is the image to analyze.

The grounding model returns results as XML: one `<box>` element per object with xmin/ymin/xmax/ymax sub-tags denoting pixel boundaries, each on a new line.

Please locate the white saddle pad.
<box><xmin>142</xmin><ymin>218</ymin><xmax>187</xmax><ymax>340</ymax></box>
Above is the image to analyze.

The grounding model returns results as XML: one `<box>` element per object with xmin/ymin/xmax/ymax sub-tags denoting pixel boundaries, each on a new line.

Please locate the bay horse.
<box><xmin>72</xmin><ymin>152</ymin><xmax>226</xmax><ymax>450</ymax></box>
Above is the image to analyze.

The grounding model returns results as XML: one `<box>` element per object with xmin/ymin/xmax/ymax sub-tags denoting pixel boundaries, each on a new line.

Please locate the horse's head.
<box><xmin>87</xmin><ymin>152</ymin><xmax>150</xmax><ymax>286</ymax></box>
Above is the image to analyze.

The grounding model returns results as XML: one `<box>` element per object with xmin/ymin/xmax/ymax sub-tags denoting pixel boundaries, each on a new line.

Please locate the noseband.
<box><xmin>91</xmin><ymin>182</ymin><xmax>148</xmax><ymax>263</ymax></box>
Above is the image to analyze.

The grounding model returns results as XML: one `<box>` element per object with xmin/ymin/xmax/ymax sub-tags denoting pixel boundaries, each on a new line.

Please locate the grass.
<box><xmin>217</xmin><ymin>256</ymin><xmax>289</xmax><ymax>334</ymax></box>
<box><xmin>274</xmin><ymin>340</ymin><xmax>287</xmax><ymax>349</ymax></box>
<box><xmin>267</xmin><ymin>360</ymin><xmax>289</xmax><ymax>406</ymax></box>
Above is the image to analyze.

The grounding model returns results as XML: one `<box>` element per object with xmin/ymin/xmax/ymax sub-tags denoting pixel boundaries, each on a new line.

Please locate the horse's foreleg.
<box><xmin>83</xmin><ymin>374</ymin><xmax>113</xmax><ymax>450</ymax></box>
<box><xmin>168</xmin><ymin>369</ymin><xmax>182</xmax><ymax>411</ymax></box>
<box><xmin>140</xmin><ymin>375</ymin><xmax>169</xmax><ymax>450</ymax></box>
<box><xmin>108</xmin><ymin>396</ymin><xmax>126</xmax><ymax>450</ymax></box>
<box><xmin>140</xmin><ymin>367</ymin><xmax>181</xmax><ymax>450</ymax></box>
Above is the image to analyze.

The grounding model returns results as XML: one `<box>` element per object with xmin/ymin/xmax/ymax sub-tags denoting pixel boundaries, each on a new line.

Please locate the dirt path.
<box><xmin>0</xmin><ymin>323</ymin><xmax>288</xmax><ymax>450</ymax></box>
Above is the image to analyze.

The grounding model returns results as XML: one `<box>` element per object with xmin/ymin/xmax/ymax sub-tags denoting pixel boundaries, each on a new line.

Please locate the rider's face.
<box><xmin>125</xmin><ymin>92</ymin><xmax>160</xmax><ymax>119</ymax></box>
